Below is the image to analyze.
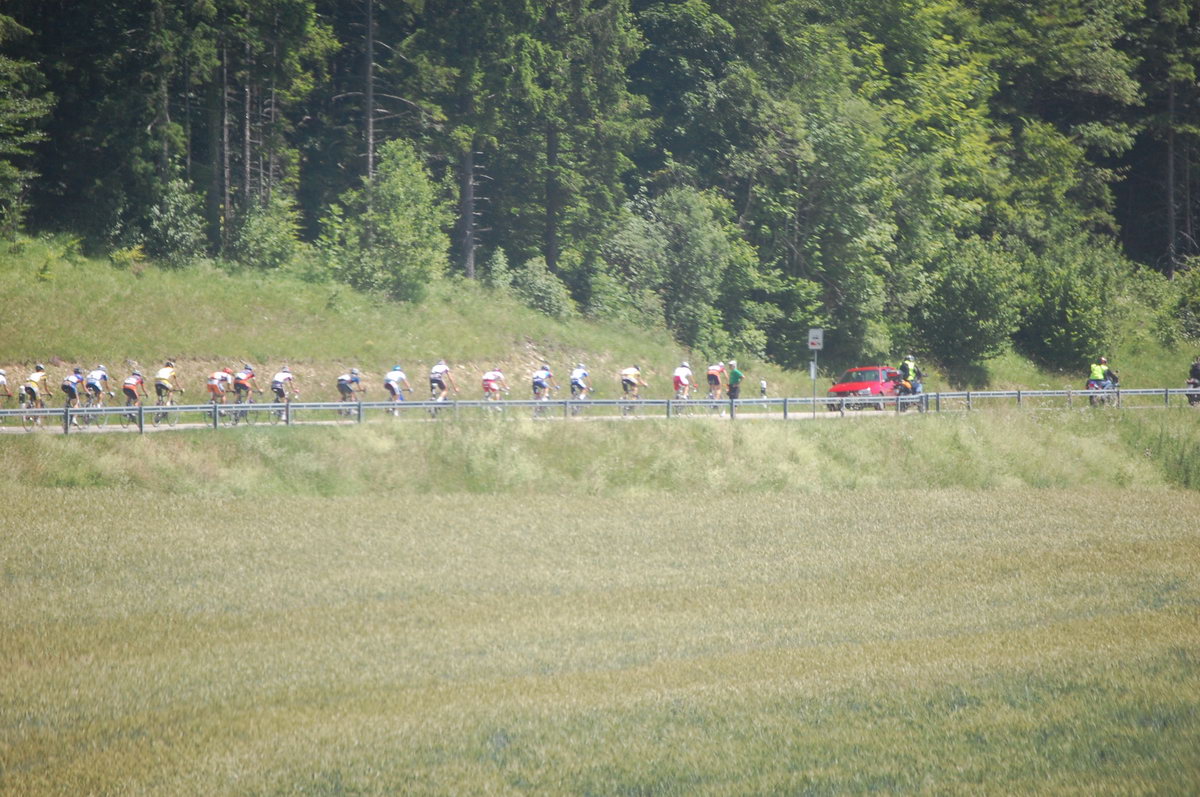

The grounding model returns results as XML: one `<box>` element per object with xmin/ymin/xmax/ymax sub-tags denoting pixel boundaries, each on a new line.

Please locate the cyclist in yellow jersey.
<box><xmin>23</xmin><ymin>364</ymin><xmax>48</xmax><ymax>406</ymax></box>
<box><xmin>154</xmin><ymin>360</ymin><xmax>183</xmax><ymax>400</ymax></box>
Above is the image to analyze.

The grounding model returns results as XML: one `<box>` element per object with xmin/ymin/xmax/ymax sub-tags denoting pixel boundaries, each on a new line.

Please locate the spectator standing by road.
<box><xmin>727</xmin><ymin>360</ymin><xmax>745</xmax><ymax>399</ymax></box>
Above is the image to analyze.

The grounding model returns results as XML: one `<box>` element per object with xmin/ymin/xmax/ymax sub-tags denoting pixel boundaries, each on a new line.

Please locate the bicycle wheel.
<box><xmin>21</xmin><ymin>401</ymin><xmax>36</xmax><ymax>431</ymax></box>
<box><xmin>120</xmin><ymin>400</ymin><xmax>134</xmax><ymax>429</ymax></box>
<box><xmin>152</xmin><ymin>400</ymin><xmax>167</xmax><ymax>427</ymax></box>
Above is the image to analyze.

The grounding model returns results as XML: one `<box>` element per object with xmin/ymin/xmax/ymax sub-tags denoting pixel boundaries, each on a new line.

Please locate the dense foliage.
<box><xmin>3</xmin><ymin>0</ymin><xmax>1200</xmax><ymax>368</ymax></box>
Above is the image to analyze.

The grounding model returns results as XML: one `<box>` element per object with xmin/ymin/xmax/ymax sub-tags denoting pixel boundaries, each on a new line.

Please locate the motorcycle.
<box><xmin>1086</xmin><ymin>371</ymin><xmax>1119</xmax><ymax>406</ymax></box>
<box><xmin>1187</xmin><ymin>377</ymin><xmax>1200</xmax><ymax>407</ymax></box>
<box><xmin>892</xmin><ymin>377</ymin><xmax>925</xmax><ymax>412</ymax></box>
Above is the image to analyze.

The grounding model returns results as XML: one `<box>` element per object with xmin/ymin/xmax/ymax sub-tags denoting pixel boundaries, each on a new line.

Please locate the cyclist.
<box><xmin>482</xmin><ymin>367</ymin><xmax>508</xmax><ymax>401</ymax></box>
<box><xmin>727</xmin><ymin>359</ymin><xmax>745</xmax><ymax>400</ymax></box>
<box><xmin>154</xmin><ymin>360</ymin><xmax>183</xmax><ymax>401</ymax></box>
<box><xmin>429</xmin><ymin>360</ymin><xmax>457</xmax><ymax>401</ymax></box>
<box><xmin>61</xmin><ymin>367</ymin><xmax>85</xmax><ymax>409</ymax></box>
<box><xmin>271</xmin><ymin>365</ymin><xmax>296</xmax><ymax>402</ymax></box>
<box><xmin>85</xmin><ymin>365</ymin><xmax>110</xmax><ymax>404</ymax></box>
<box><xmin>619</xmin><ymin>365</ymin><xmax>647</xmax><ymax>398</ymax></box>
<box><xmin>1087</xmin><ymin>357</ymin><xmax>1115</xmax><ymax>390</ymax></box>
<box><xmin>384</xmin><ymin>364</ymin><xmax>412</xmax><ymax>405</ymax></box>
<box><xmin>207</xmin><ymin>367</ymin><xmax>235</xmax><ymax>404</ymax></box>
<box><xmin>22</xmin><ymin>364</ymin><xmax>49</xmax><ymax>408</ymax></box>
<box><xmin>122</xmin><ymin>369</ymin><xmax>149</xmax><ymax>406</ymax></box>
<box><xmin>672</xmin><ymin>361</ymin><xmax>695</xmax><ymax>399</ymax></box>
<box><xmin>0</xmin><ymin>369</ymin><xmax>10</xmax><ymax>403</ymax></box>
<box><xmin>569</xmin><ymin>363</ymin><xmax>591</xmax><ymax>399</ymax></box>
<box><xmin>233</xmin><ymin>363</ymin><xmax>262</xmax><ymax>402</ymax></box>
<box><xmin>705</xmin><ymin>361</ymin><xmax>726</xmax><ymax>398</ymax></box>
<box><xmin>532</xmin><ymin>363</ymin><xmax>558</xmax><ymax>399</ymax></box>
<box><xmin>337</xmin><ymin>368</ymin><xmax>364</xmax><ymax>402</ymax></box>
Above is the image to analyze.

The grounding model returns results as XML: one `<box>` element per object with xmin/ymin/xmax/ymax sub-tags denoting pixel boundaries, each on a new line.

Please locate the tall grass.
<box><xmin>2</xmin><ymin>409</ymin><xmax>1194</xmax><ymax>496</ymax></box>
<box><xmin>2</xmin><ymin>486</ymin><xmax>1196</xmax><ymax>793</ymax></box>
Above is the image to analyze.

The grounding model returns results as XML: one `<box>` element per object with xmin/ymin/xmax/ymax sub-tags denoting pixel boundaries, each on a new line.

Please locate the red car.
<box><xmin>827</xmin><ymin>365</ymin><xmax>901</xmax><ymax>410</ymax></box>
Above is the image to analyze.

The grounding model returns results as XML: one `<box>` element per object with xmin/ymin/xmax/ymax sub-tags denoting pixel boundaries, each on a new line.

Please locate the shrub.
<box><xmin>144</xmin><ymin>179</ymin><xmax>205</xmax><ymax>268</ymax></box>
<box><xmin>511</xmin><ymin>257</ymin><xmax>577</xmax><ymax>318</ymax></box>
<box><xmin>230</xmin><ymin>194</ymin><xmax>302</xmax><ymax>270</ymax></box>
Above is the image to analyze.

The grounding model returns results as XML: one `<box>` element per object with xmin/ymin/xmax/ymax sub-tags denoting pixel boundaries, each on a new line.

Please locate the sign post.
<box><xmin>808</xmin><ymin>328</ymin><xmax>824</xmax><ymax>419</ymax></box>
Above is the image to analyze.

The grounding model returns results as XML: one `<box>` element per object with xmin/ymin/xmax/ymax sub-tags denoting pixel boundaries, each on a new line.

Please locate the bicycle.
<box><xmin>210</xmin><ymin>396</ymin><xmax>235</xmax><ymax>427</ymax></box>
<box><xmin>120</xmin><ymin>395</ymin><xmax>140</xmax><ymax>429</ymax></box>
<box><xmin>569</xmin><ymin>383</ymin><xmax>590</xmax><ymax>416</ymax></box>
<box><xmin>20</xmin><ymin>392</ymin><xmax>44</xmax><ymax>432</ymax></box>
<box><xmin>532</xmin><ymin>385</ymin><xmax>558</xmax><ymax>418</ymax></box>
<box><xmin>231</xmin><ymin>391</ymin><xmax>262</xmax><ymax>426</ymax></box>
<box><xmin>428</xmin><ymin>385</ymin><xmax>449</xmax><ymax>418</ymax></box>
<box><xmin>82</xmin><ymin>391</ymin><xmax>114</xmax><ymax>428</ymax></box>
<box><xmin>336</xmin><ymin>389</ymin><xmax>363</xmax><ymax>419</ymax></box>
<box><xmin>268</xmin><ymin>390</ymin><xmax>295</xmax><ymax>424</ymax></box>
<box><xmin>152</xmin><ymin>388</ymin><xmax>182</xmax><ymax>427</ymax></box>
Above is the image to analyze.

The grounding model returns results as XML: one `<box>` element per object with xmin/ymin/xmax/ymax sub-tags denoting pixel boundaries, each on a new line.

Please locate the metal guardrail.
<box><xmin>1</xmin><ymin>387</ymin><xmax>1197</xmax><ymax>433</ymax></box>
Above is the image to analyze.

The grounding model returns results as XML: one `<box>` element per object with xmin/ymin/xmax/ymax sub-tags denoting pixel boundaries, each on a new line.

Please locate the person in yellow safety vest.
<box><xmin>1087</xmin><ymin>357</ymin><xmax>1113</xmax><ymax>388</ymax></box>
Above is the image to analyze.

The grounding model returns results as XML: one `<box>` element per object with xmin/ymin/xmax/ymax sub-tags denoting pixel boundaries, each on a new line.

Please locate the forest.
<box><xmin>3</xmin><ymin>0</ymin><xmax>1200</xmax><ymax>369</ymax></box>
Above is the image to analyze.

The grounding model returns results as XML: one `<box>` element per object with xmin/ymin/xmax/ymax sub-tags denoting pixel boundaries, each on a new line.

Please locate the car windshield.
<box><xmin>837</xmin><ymin>369</ymin><xmax>879</xmax><ymax>384</ymax></box>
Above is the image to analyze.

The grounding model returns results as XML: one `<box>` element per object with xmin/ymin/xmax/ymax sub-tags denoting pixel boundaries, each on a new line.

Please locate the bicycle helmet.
<box><xmin>223</xmin><ymin>367</ymin><xmax>233</xmax><ymax>374</ymax></box>
<box><xmin>1100</xmin><ymin>357</ymin><xmax>1108</xmax><ymax>364</ymax></box>
<box><xmin>74</xmin><ymin>367</ymin><xmax>82</xmax><ymax>374</ymax></box>
<box><xmin>35</xmin><ymin>364</ymin><xmax>44</xmax><ymax>371</ymax></box>
<box><xmin>393</xmin><ymin>364</ymin><xmax>403</xmax><ymax>371</ymax></box>
<box><xmin>0</xmin><ymin>369</ymin><xmax>6</xmax><ymax>376</ymax></box>
<box><xmin>242</xmin><ymin>363</ymin><xmax>252</xmax><ymax>371</ymax></box>
<box><xmin>97</xmin><ymin>364</ymin><xmax>106</xmax><ymax>371</ymax></box>
<box><xmin>281</xmin><ymin>366</ymin><xmax>290</xmax><ymax>373</ymax></box>
<box><xmin>165</xmin><ymin>361</ymin><xmax>174</xmax><ymax>367</ymax></box>
<box><xmin>132</xmin><ymin>370</ymin><xmax>142</xmax><ymax>377</ymax></box>
<box><xmin>681</xmin><ymin>361</ymin><xmax>689</xmax><ymax>368</ymax></box>
<box><xmin>351</xmin><ymin>368</ymin><xmax>360</xmax><ymax>375</ymax></box>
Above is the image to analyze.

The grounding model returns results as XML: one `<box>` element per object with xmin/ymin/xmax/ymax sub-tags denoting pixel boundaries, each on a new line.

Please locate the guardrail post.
<box><xmin>729</xmin><ymin>396</ymin><xmax>736</xmax><ymax>420</ymax></box>
<box><xmin>966</xmin><ymin>391</ymin><xmax>972</xmax><ymax>411</ymax></box>
<box><xmin>357</xmin><ymin>399</ymin><xmax>364</xmax><ymax>424</ymax></box>
<box><xmin>1067</xmin><ymin>389</ymin><xmax>1072</xmax><ymax>409</ymax></box>
<box><xmin>895</xmin><ymin>395</ymin><xmax>901</xmax><ymax>414</ymax></box>
<box><xmin>63</xmin><ymin>405</ymin><xmax>70</xmax><ymax>434</ymax></box>
<box><xmin>285</xmin><ymin>401</ymin><xmax>293</xmax><ymax>425</ymax></box>
<box><xmin>211</xmin><ymin>402</ymin><xmax>219</xmax><ymax>429</ymax></box>
<box><xmin>935</xmin><ymin>392</ymin><xmax>941</xmax><ymax>412</ymax></box>
<box><xmin>563</xmin><ymin>400</ymin><xmax>569</xmax><ymax>419</ymax></box>
<box><xmin>1116</xmin><ymin>388</ymin><xmax>1121</xmax><ymax>408</ymax></box>
<box><xmin>1017</xmin><ymin>389</ymin><xmax>1022</xmax><ymax>407</ymax></box>
<box><xmin>1165</xmin><ymin>388</ymin><xmax>1170</xmax><ymax>408</ymax></box>
<box><xmin>666</xmin><ymin>399</ymin><xmax>672</xmax><ymax>419</ymax></box>
<box><xmin>783</xmin><ymin>397</ymin><xmax>789</xmax><ymax>420</ymax></box>
<box><xmin>137</xmin><ymin>403</ymin><xmax>145</xmax><ymax>433</ymax></box>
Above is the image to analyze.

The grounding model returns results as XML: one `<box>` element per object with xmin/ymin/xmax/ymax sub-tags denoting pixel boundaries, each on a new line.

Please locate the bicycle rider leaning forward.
<box><xmin>337</xmin><ymin>368</ymin><xmax>364</xmax><ymax>402</ymax></box>
<box><xmin>569</xmin><ymin>363</ymin><xmax>591</xmax><ymax>399</ymax></box>
<box><xmin>672</xmin><ymin>361</ymin><xmax>695</xmax><ymax>399</ymax></box>
<box><xmin>429</xmin><ymin>360</ymin><xmax>458</xmax><ymax>401</ymax></box>
<box><xmin>384</xmin><ymin>364</ymin><xmax>412</xmax><ymax>404</ymax></box>
<box><xmin>706</xmin><ymin>361</ymin><xmax>726</xmax><ymax>397</ymax></box>
<box><xmin>154</xmin><ymin>360</ymin><xmax>183</xmax><ymax>401</ymax></box>
<box><xmin>619</xmin><ymin>365</ymin><xmax>647</xmax><ymax>398</ymax></box>
<box><xmin>532</xmin><ymin>363</ymin><xmax>558</xmax><ymax>399</ymax></box>
<box><xmin>0</xmin><ymin>368</ymin><xmax>11</xmax><ymax>403</ymax></box>
<box><xmin>208</xmin><ymin>367</ymin><xmax>235</xmax><ymax>404</ymax></box>
<box><xmin>122</xmin><ymin>369</ymin><xmax>149</xmax><ymax>406</ymax></box>
<box><xmin>233</xmin><ymin>363</ymin><xmax>262</xmax><ymax>402</ymax></box>
<box><xmin>85</xmin><ymin>364</ymin><xmax>110</xmax><ymax>404</ymax></box>
<box><xmin>271</xmin><ymin>365</ymin><xmax>296</xmax><ymax>402</ymax></box>
<box><xmin>482</xmin><ymin>367</ymin><xmax>508</xmax><ymax>401</ymax></box>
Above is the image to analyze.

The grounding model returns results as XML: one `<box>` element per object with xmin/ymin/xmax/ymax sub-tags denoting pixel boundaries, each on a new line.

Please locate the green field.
<box><xmin>2</xmin><ymin>413</ymin><xmax>1198</xmax><ymax>794</ymax></box>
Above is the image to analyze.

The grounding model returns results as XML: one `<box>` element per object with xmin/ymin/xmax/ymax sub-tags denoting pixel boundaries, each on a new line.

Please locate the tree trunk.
<box><xmin>244</xmin><ymin>40</ymin><xmax>253</xmax><ymax>208</ymax></box>
<box><xmin>456</xmin><ymin>143</ymin><xmax>477</xmax><ymax>279</ymax></box>
<box><xmin>222</xmin><ymin>42</ymin><xmax>232</xmax><ymax>247</ymax></box>
<box><xmin>365</xmin><ymin>0</ymin><xmax>376</xmax><ymax>183</ymax></box>
<box><xmin>1167</xmin><ymin>81</ymin><xmax>1177</xmax><ymax>280</ymax></box>
<box><xmin>545</xmin><ymin>122</ymin><xmax>560</xmax><ymax>272</ymax></box>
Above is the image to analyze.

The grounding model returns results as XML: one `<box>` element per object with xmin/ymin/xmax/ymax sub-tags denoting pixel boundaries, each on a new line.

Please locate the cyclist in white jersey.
<box><xmin>270</xmin><ymin>366</ymin><xmax>297</xmax><ymax>402</ymax></box>
<box><xmin>569</xmin><ymin>364</ymin><xmax>591</xmax><ymax>398</ymax></box>
<box><xmin>672</xmin><ymin>362</ymin><xmax>695</xmax><ymax>399</ymax></box>
<box><xmin>0</xmin><ymin>369</ymin><xmax>12</xmax><ymax>402</ymax></box>
<box><xmin>429</xmin><ymin>360</ymin><xmax>458</xmax><ymax>401</ymax></box>
<box><xmin>384</xmin><ymin>365</ymin><xmax>412</xmax><ymax>403</ymax></box>
<box><xmin>482</xmin><ymin>368</ymin><xmax>508</xmax><ymax>400</ymax></box>
<box><xmin>532</xmin><ymin>364</ymin><xmax>558</xmax><ymax>399</ymax></box>
<box><xmin>61</xmin><ymin>368</ymin><xmax>86</xmax><ymax>410</ymax></box>
<box><xmin>84</xmin><ymin>365</ymin><xmax>110</xmax><ymax>400</ymax></box>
